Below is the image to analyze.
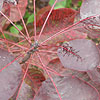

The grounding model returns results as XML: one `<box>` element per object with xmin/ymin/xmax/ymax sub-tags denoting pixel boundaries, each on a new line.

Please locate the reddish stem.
<box><xmin>36</xmin><ymin>53</ymin><xmax>62</xmax><ymax>100</ymax></box>
<box><xmin>16</xmin><ymin>63</ymin><xmax>30</xmax><ymax>100</ymax></box>
<box><xmin>37</xmin><ymin>0</ymin><xmax>58</xmax><ymax>41</ymax></box>
<box><xmin>0</xmin><ymin>38</ymin><xmax>28</xmax><ymax>50</ymax></box>
<box><xmin>33</xmin><ymin>0</ymin><xmax>37</xmax><ymax>41</ymax></box>
<box><xmin>17</xmin><ymin>5</ymin><xmax>32</xmax><ymax>44</ymax></box>
<box><xmin>0</xmin><ymin>11</ymin><xmax>31</xmax><ymax>44</ymax></box>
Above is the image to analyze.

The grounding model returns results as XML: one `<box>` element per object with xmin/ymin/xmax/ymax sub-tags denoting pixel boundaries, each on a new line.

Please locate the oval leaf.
<box><xmin>80</xmin><ymin>0</ymin><xmax>100</xmax><ymax>19</ymax></box>
<box><xmin>57</xmin><ymin>39</ymin><xmax>100</xmax><ymax>71</ymax></box>
<box><xmin>0</xmin><ymin>49</ymin><xmax>22</xmax><ymax>100</ymax></box>
<box><xmin>78</xmin><ymin>0</ymin><xmax>100</xmax><ymax>38</ymax></box>
<box><xmin>34</xmin><ymin>76</ymin><xmax>99</xmax><ymax>100</ymax></box>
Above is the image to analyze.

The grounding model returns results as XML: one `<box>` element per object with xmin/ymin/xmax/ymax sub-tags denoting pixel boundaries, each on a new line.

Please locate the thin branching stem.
<box><xmin>0</xmin><ymin>11</ymin><xmax>31</xmax><ymax>44</ymax></box>
<box><xmin>36</xmin><ymin>53</ymin><xmax>62</xmax><ymax>100</ymax></box>
<box><xmin>0</xmin><ymin>53</ymin><xmax>23</xmax><ymax>72</ymax></box>
<box><xmin>16</xmin><ymin>63</ymin><xmax>30</xmax><ymax>100</ymax></box>
<box><xmin>33</xmin><ymin>0</ymin><xmax>37</xmax><ymax>41</ymax></box>
<box><xmin>39</xmin><ymin>15</ymin><xmax>99</xmax><ymax>45</ymax></box>
<box><xmin>0</xmin><ymin>38</ymin><xmax>28</xmax><ymax>50</ymax></box>
<box><xmin>37</xmin><ymin>0</ymin><xmax>58</xmax><ymax>41</ymax></box>
<box><xmin>27</xmin><ymin>60</ymin><xmax>62</xmax><ymax>76</ymax></box>
<box><xmin>17</xmin><ymin>5</ymin><xmax>32</xmax><ymax>44</ymax></box>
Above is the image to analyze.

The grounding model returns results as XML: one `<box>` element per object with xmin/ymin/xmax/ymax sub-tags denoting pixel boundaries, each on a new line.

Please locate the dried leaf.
<box><xmin>22</xmin><ymin>65</ymin><xmax>45</xmax><ymax>92</ymax></box>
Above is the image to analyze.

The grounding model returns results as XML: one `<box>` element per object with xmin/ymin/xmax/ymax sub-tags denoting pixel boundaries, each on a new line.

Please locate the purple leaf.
<box><xmin>87</xmin><ymin>67</ymin><xmax>100</xmax><ymax>84</ymax></box>
<box><xmin>67</xmin><ymin>15</ymin><xmax>100</xmax><ymax>39</ymax></box>
<box><xmin>0</xmin><ymin>0</ymin><xmax>3</xmax><ymax>11</ymax></box>
<box><xmin>34</xmin><ymin>76</ymin><xmax>99</xmax><ymax>100</ymax></box>
<box><xmin>57</xmin><ymin>39</ymin><xmax>100</xmax><ymax>71</ymax></box>
<box><xmin>0</xmin><ymin>49</ymin><xmax>22</xmax><ymax>100</ymax></box>
<box><xmin>10</xmin><ymin>81</ymin><xmax>35</xmax><ymax>100</ymax></box>
<box><xmin>80</xmin><ymin>0</ymin><xmax>100</xmax><ymax>20</ymax></box>
<box><xmin>77</xmin><ymin>0</ymin><xmax>100</xmax><ymax>38</ymax></box>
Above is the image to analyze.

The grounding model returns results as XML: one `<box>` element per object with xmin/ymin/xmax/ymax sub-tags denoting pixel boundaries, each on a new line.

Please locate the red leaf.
<box><xmin>0</xmin><ymin>2</ymin><xmax>10</xmax><ymax>29</ymax></box>
<box><xmin>36</xmin><ymin>8</ymin><xmax>76</xmax><ymax>27</ymax></box>
<box><xmin>36</xmin><ymin>6</ymin><xmax>51</xmax><ymax>22</ymax></box>
<box><xmin>36</xmin><ymin>8</ymin><xmax>86</xmax><ymax>45</ymax></box>
<box><xmin>7</xmin><ymin>0</ymin><xmax>27</xmax><ymax>22</ymax></box>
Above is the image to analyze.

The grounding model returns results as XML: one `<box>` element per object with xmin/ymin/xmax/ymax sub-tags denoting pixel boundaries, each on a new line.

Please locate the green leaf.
<box><xmin>66</xmin><ymin>0</ymin><xmax>72</xmax><ymax>8</ymax></box>
<box><xmin>10</xmin><ymin>25</ymin><xmax>23</xmax><ymax>35</ymax></box>
<box><xmin>1</xmin><ymin>34</ymin><xmax>11</xmax><ymax>39</ymax></box>
<box><xmin>78</xmin><ymin>1</ymin><xmax>82</xmax><ymax>7</ymax></box>
<box><xmin>24</xmin><ymin>10</ymin><xmax>30</xmax><ymax>19</ymax></box>
<box><xmin>26</xmin><ymin>14</ymin><xmax>34</xmax><ymax>25</ymax></box>
<box><xmin>54</xmin><ymin>5</ymin><xmax>65</xmax><ymax>9</ymax></box>
<box><xmin>18</xmin><ymin>42</ymin><xmax>24</xmax><ymax>45</ymax></box>
<box><xmin>49</xmin><ymin>0</ymin><xmax>55</xmax><ymax>6</ymax></box>
<box><xmin>49</xmin><ymin>0</ymin><xmax>66</xmax><ymax>9</ymax></box>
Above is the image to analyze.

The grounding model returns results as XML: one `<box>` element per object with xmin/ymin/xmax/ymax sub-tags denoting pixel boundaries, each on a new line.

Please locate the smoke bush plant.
<box><xmin>0</xmin><ymin>0</ymin><xmax>100</xmax><ymax>100</ymax></box>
